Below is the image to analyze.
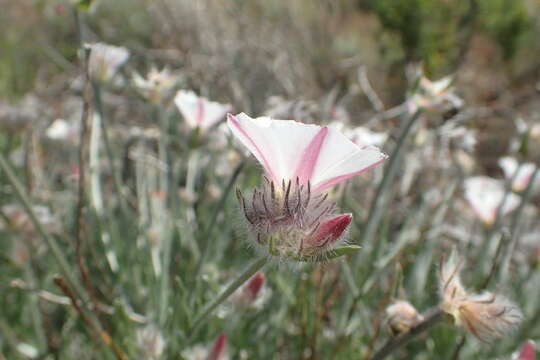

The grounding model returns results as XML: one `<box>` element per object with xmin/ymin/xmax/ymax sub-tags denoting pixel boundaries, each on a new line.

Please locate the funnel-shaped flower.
<box><xmin>227</xmin><ymin>113</ymin><xmax>387</xmax><ymax>193</ymax></box>
<box><xmin>499</xmin><ymin>157</ymin><xmax>538</xmax><ymax>193</ymax></box>
<box><xmin>230</xmin><ymin>114</ymin><xmax>386</xmax><ymax>261</ymax></box>
<box><xmin>175</xmin><ymin>90</ymin><xmax>232</xmax><ymax>132</ymax></box>
<box><xmin>133</xmin><ymin>67</ymin><xmax>178</xmax><ymax>103</ymax></box>
<box><xmin>464</xmin><ymin>176</ymin><xmax>520</xmax><ymax>226</ymax></box>
<box><xmin>86</xmin><ymin>43</ymin><xmax>129</xmax><ymax>83</ymax></box>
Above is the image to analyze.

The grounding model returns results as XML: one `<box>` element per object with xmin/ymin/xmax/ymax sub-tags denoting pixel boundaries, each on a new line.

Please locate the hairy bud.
<box><xmin>438</xmin><ymin>251</ymin><xmax>523</xmax><ymax>343</ymax></box>
<box><xmin>236</xmin><ymin>177</ymin><xmax>351</xmax><ymax>262</ymax></box>
<box><xmin>386</xmin><ymin>300</ymin><xmax>424</xmax><ymax>336</ymax></box>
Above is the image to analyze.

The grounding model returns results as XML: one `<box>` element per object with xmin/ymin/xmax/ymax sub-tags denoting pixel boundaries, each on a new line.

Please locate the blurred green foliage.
<box><xmin>367</xmin><ymin>0</ymin><xmax>531</xmax><ymax>74</ymax></box>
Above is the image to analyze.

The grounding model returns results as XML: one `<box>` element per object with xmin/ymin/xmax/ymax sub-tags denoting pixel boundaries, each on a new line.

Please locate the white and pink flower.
<box><xmin>181</xmin><ymin>333</ymin><xmax>229</xmax><ymax>360</ymax></box>
<box><xmin>174</xmin><ymin>90</ymin><xmax>232</xmax><ymax>132</ymax></box>
<box><xmin>464</xmin><ymin>176</ymin><xmax>521</xmax><ymax>226</ymax></box>
<box><xmin>408</xmin><ymin>75</ymin><xmax>463</xmax><ymax>114</ymax></box>
<box><xmin>499</xmin><ymin>157</ymin><xmax>538</xmax><ymax>193</ymax></box>
<box><xmin>227</xmin><ymin>113</ymin><xmax>387</xmax><ymax>193</ymax></box>
<box><xmin>86</xmin><ymin>42</ymin><xmax>129</xmax><ymax>83</ymax></box>
<box><xmin>133</xmin><ymin>67</ymin><xmax>178</xmax><ymax>103</ymax></box>
<box><xmin>228</xmin><ymin>113</ymin><xmax>386</xmax><ymax>261</ymax></box>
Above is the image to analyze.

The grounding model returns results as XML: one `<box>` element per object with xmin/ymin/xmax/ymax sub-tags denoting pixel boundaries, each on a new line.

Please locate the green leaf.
<box><xmin>294</xmin><ymin>245</ymin><xmax>362</xmax><ymax>262</ymax></box>
<box><xmin>324</xmin><ymin>245</ymin><xmax>362</xmax><ymax>260</ymax></box>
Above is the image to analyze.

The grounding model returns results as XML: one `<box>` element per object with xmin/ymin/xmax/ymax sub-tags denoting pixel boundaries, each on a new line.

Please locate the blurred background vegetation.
<box><xmin>2</xmin><ymin>0</ymin><xmax>540</xmax><ymax>359</ymax></box>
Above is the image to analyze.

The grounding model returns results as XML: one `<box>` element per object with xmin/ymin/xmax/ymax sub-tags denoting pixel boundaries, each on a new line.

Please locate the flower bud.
<box><xmin>244</xmin><ymin>272</ymin><xmax>265</xmax><ymax>301</ymax></box>
<box><xmin>236</xmin><ymin>178</ymin><xmax>352</xmax><ymax>262</ymax></box>
<box><xmin>438</xmin><ymin>251</ymin><xmax>523</xmax><ymax>343</ymax></box>
<box><xmin>385</xmin><ymin>300</ymin><xmax>423</xmax><ymax>335</ymax></box>
<box><xmin>513</xmin><ymin>340</ymin><xmax>536</xmax><ymax>360</ymax></box>
<box><xmin>207</xmin><ymin>334</ymin><xmax>228</xmax><ymax>360</ymax></box>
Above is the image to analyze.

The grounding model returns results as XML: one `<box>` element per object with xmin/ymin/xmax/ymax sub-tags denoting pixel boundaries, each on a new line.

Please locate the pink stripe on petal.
<box><xmin>294</xmin><ymin>127</ymin><xmax>328</xmax><ymax>184</ymax></box>
<box><xmin>196</xmin><ymin>98</ymin><xmax>205</xmax><ymax>125</ymax></box>
<box><xmin>227</xmin><ymin>114</ymin><xmax>277</xmax><ymax>181</ymax></box>
<box><xmin>313</xmin><ymin>156</ymin><xmax>387</xmax><ymax>193</ymax></box>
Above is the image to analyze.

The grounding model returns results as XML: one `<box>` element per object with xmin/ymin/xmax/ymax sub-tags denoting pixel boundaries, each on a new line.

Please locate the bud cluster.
<box><xmin>236</xmin><ymin>177</ymin><xmax>352</xmax><ymax>262</ymax></box>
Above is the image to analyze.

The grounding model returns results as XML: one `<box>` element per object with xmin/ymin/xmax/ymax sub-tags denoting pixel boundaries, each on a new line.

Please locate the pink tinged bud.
<box><xmin>207</xmin><ymin>334</ymin><xmax>227</xmax><ymax>360</ymax></box>
<box><xmin>309</xmin><ymin>213</ymin><xmax>352</xmax><ymax>247</ymax></box>
<box><xmin>244</xmin><ymin>273</ymin><xmax>265</xmax><ymax>300</ymax></box>
<box><xmin>517</xmin><ymin>340</ymin><xmax>536</xmax><ymax>360</ymax></box>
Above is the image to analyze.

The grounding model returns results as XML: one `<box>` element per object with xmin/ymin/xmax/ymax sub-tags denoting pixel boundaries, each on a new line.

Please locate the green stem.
<box><xmin>0</xmin><ymin>317</ymin><xmax>26</xmax><ymax>360</ymax></box>
<box><xmin>189</xmin><ymin>257</ymin><xmax>267</xmax><ymax>336</ymax></box>
<box><xmin>354</xmin><ymin>110</ymin><xmax>422</xmax><ymax>268</ymax></box>
<box><xmin>23</xmin><ymin>263</ymin><xmax>47</xmax><ymax>353</ymax></box>
<box><xmin>499</xmin><ymin>161</ymin><xmax>540</xmax><ymax>283</ymax></box>
<box><xmin>193</xmin><ymin>162</ymin><xmax>245</xmax><ymax>280</ymax></box>
<box><xmin>0</xmin><ymin>154</ymin><xmax>88</xmax><ymax>303</ymax></box>
<box><xmin>158</xmin><ymin>223</ymin><xmax>173</xmax><ymax>327</ymax></box>
<box><xmin>91</xmin><ymin>82</ymin><xmax>129</xmax><ymax>214</ymax></box>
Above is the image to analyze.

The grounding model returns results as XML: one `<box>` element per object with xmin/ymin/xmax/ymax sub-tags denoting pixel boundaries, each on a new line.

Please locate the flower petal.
<box><xmin>293</xmin><ymin>127</ymin><xmax>328</xmax><ymax>184</ymax></box>
<box><xmin>310</xmin><ymin>126</ymin><xmax>387</xmax><ymax>192</ymax></box>
<box><xmin>464</xmin><ymin>176</ymin><xmax>521</xmax><ymax>225</ymax></box>
<box><xmin>228</xmin><ymin>113</ymin><xmax>387</xmax><ymax>191</ymax></box>
<box><xmin>227</xmin><ymin>113</ymin><xmax>321</xmax><ymax>182</ymax></box>
<box><xmin>175</xmin><ymin>90</ymin><xmax>231</xmax><ymax>131</ymax></box>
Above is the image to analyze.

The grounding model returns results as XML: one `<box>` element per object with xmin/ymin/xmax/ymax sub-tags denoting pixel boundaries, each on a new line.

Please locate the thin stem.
<box><xmin>0</xmin><ymin>317</ymin><xmax>26</xmax><ymax>360</ymax></box>
<box><xmin>369</xmin><ymin>308</ymin><xmax>444</xmax><ymax>360</ymax></box>
<box><xmin>354</xmin><ymin>110</ymin><xmax>422</xmax><ymax>267</ymax></box>
<box><xmin>499</xmin><ymin>161</ymin><xmax>540</xmax><ymax>283</ymax></box>
<box><xmin>193</xmin><ymin>162</ymin><xmax>245</xmax><ymax>280</ymax></box>
<box><xmin>91</xmin><ymin>82</ymin><xmax>130</xmax><ymax>214</ymax></box>
<box><xmin>189</xmin><ymin>257</ymin><xmax>267</xmax><ymax>336</ymax></box>
<box><xmin>23</xmin><ymin>263</ymin><xmax>47</xmax><ymax>353</ymax></box>
<box><xmin>158</xmin><ymin>223</ymin><xmax>173</xmax><ymax>327</ymax></box>
<box><xmin>0</xmin><ymin>154</ymin><xmax>88</xmax><ymax>304</ymax></box>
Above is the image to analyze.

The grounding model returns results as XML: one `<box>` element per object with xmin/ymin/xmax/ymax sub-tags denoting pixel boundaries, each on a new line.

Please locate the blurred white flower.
<box><xmin>328</xmin><ymin>104</ymin><xmax>350</xmax><ymax>124</ymax></box>
<box><xmin>1</xmin><ymin>204</ymin><xmax>59</xmax><ymax>234</ymax></box>
<box><xmin>499</xmin><ymin>157</ymin><xmax>538</xmax><ymax>193</ymax></box>
<box><xmin>408</xmin><ymin>75</ymin><xmax>463</xmax><ymax>114</ymax></box>
<box><xmin>345</xmin><ymin>126</ymin><xmax>388</xmax><ymax>147</ymax></box>
<box><xmin>174</xmin><ymin>90</ymin><xmax>231</xmax><ymax>132</ymax></box>
<box><xmin>137</xmin><ymin>325</ymin><xmax>165</xmax><ymax>360</ymax></box>
<box><xmin>46</xmin><ymin>119</ymin><xmax>79</xmax><ymax>143</ymax></box>
<box><xmin>328</xmin><ymin>122</ymin><xmax>387</xmax><ymax>147</ymax></box>
<box><xmin>181</xmin><ymin>334</ymin><xmax>229</xmax><ymax>360</ymax></box>
<box><xmin>133</xmin><ymin>67</ymin><xmax>178</xmax><ymax>103</ymax></box>
<box><xmin>16</xmin><ymin>343</ymin><xmax>38</xmax><ymax>358</ymax></box>
<box><xmin>464</xmin><ymin>176</ymin><xmax>521</xmax><ymax>226</ymax></box>
<box><xmin>86</xmin><ymin>42</ymin><xmax>129</xmax><ymax>83</ymax></box>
